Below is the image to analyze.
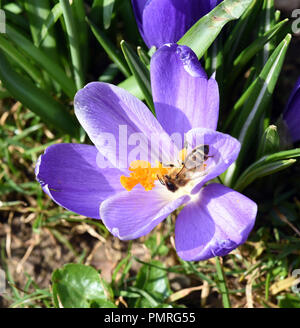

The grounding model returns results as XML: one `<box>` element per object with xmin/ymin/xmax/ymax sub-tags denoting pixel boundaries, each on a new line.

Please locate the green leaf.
<box><xmin>233</xmin><ymin>148</ymin><xmax>300</xmax><ymax>191</ymax></box>
<box><xmin>59</xmin><ymin>0</ymin><xmax>84</xmax><ymax>90</ymax></box>
<box><xmin>0</xmin><ymin>35</ymin><xmax>44</xmax><ymax>87</ymax></box>
<box><xmin>223</xmin><ymin>0</ymin><xmax>262</xmax><ymax>66</ymax></box>
<box><xmin>90</xmin><ymin>0</ymin><xmax>104</xmax><ymax>26</ymax></box>
<box><xmin>257</xmin><ymin>125</ymin><xmax>280</xmax><ymax>158</ymax></box>
<box><xmin>99</xmin><ymin>63</ymin><xmax>119</xmax><ymax>83</ymax></box>
<box><xmin>278</xmin><ymin>294</ymin><xmax>300</xmax><ymax>308</ymax></box>
<box><xmin>6</xmin><ymin>24</ymin><xmax>76</xmax><ymax>98</ymax></box>
<box><xmin>0</xmin><ymin>52</ymin><xmax>78</xmax><ymax>137</ymax></box>
<box><xmin>103</xmin><ymin>0</ymin><xmax>115</xmax><ymax>29</ymax></box>
<box><xmin>118</xmin><ymin>75</ymin><xmax>144</xmax><ymax>99</ymax></box>
<box><xmin>52</xmin><ymin>263</ymin><xmax>116</xmax><ymax>308</ymax></box>
<box><xmin>24</xmin><ymin>0</ymin><xmax>59</xmax><ymax>62</ymax></box>
<box><xmin>121</xmin><ymin>40</ymin><xmax>155</xmax><ymax>115</ymax></box>
<box><xmin>3</xmin><ymin>3</ymin><xmax>23</xmax><ymax>15</ymax></box>
<box><xmin>226</xmin><ymin>18</ymin><xmax>288</xmax><ymax>87</ymax></box>
<box><xmin>215</xmin><ymin>257</ymin><xmax>231</xmax><ymax>308</ymax></box>
<box><xmin>133</xmin><ymin>260</ymin><xmax>171</xmax><ymax>308</ymax></box>
<box><xmin>234</xmin><ymin>159</ymin><xmax>296</xmax><ymax>192</ymax></box>
<box><xmin>223</xmin><ymin>66</ymin><xmax>257</xmax><ymax>131</ymax></box>
<box><xmin>255</xmin><ymin>0</ymin><xmax>277</xmax><ymax>69</ymax></box>
<box><xmin>0</xmin><ymin>89</ymin><xmax>11</xmax><ymax>99</ymax></box>
<box><xmin>24</xmin><ymin>0</ymin><xmax>52</xmax><ymax>44</ymax></box>
<box><xmin>224</xmin><ymin>34</ymin><xmax>291</xmax><ymax>186</ymax></box>
<box><xmin>145</xmin><ymin>235</ymin><xmax>169</xmax><ymax>257</ymax></box>
<box><xmin>178</xmin><ymin>0</ymin><xmax>254</xmax><ymax>59</ymax></box>
<box><xmin>137</xmin><ymin>46</ymin><xmax>150</xmax><ymax>66</ymax></box>
<box><xmin>36</xmin><ymin>3</ymin><xmax>63</xmax><ymax>47</ymax></box>
<box><xmin>204</xmin><ymin>34</ymin><xmax>223</xmax><ymax>80</ymax></box>
<box><xmin>118</xmin><ymin>0</ymin><xmax>141</xmax><ymax>44</ymax></box>
<box><xmin>87</xmin><ymin>17</ymin><xmax>131</xmax><ymax>78</ymax></box>
<box><xmin>72</xmin><ymin>0</ymin><xmax>88</xmax><ymax>75</ymax></box>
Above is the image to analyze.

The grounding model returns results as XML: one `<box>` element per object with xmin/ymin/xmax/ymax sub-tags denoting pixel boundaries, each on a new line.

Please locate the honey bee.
<box><xmin>157</xmin><ymin>144</ymin><xmax>210</xmax><ymax>192</ymax></box>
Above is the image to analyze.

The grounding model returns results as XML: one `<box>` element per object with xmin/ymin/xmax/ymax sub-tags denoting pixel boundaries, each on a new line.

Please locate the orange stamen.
<box><xmin>120</xmin><ymin>160</ymin><xmax>170</xmax><ymax>191</ymax></box>
<box><xmin>120</xmin><ymin>148</ymin><xmax>190</xmax><ymax>192</ymax></box>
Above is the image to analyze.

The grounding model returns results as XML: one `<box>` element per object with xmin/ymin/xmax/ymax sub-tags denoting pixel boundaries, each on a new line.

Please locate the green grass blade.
<box><xmin>224</xmin><ymin>34</ymin><xmax>291</xmax><ymax>186</ymax></box>
<box><xmin>118</xmin><ymin>75</ymin><xmax>144</xmax><ymax>99</ymax></box>
<box><xmin>178</xmin><ymin>0</ymin><xmax>254</xmax><ymax>59</ymax></box>
<box><xmin>36</xmin><ymin>3</ymin><xmax>63</xmax><ymax>47</ymax></box>
<box><xmin>6</xmin><ymin>24</ymin><xmax>76</xmax><ymax>98</ymax></box>
<box><xmin>90</xmin><ymin>0</ymin><xmax>104</xmax><ymax>26</ymax></box>
<box><xmin>137</xmin><ymin>46</ymin><xmax>150</xmax><ymax>66</ymax></box>
<box><xmin>3</xmin><ymin>2</ymin><xmax>23</xmax><ymax>14</ymax></box>
<box><xmin>0</xmin><ymin>52</ymin><xmax>79</xmax><ymax>137</ymax></box>
<box><xmin>87</xmin><ymin>17</ymin><xmax>131</xmax><ymax>78</ymax></box>
<box><xmin>4</xmin><ymin>8</ymin><xmax>29</xmax><ymax>32</ymax></box>
<box><xmin>223</xmin><ymin>68</ymin><xmax>257</xmax><ymax>131</ymax></box>
<box><xmin>24</xmin><ymin>0</ymin><xmax>52</xmax><ymax>44</ymax></box>
<box><xmin>23</xmin><ymin>0</ymin><xmax>59</xmax><ymax>61</ymax></box>
<box><xmin>255</xmin><ymin>0</ymin><xmax>276</xmax><ymax>68</ymax></box>
<box><xmin>0</xmin><ymin>89</ymin><xmax>11</xmax><ymax>99</ymax></box>
<box><xmin>215</xmin><ymin>257</ymin><xmax>231</xmax><ymax>308</ymax></box>
<box><xmin>234</xmin><ymin>147</ymin><xmax>300</xmax><ymax>191</ymax></box>
<box><xmin>226</xmin><ymin>18</ymin><xmax>288</xmax><ymax>87</ymax></box>
<box><xmin>234</xmin><ymin>159</ymin><xmax>296</xmax><ymax>192</ymax></box>
<box><xmin>103</xmin><ymin>0</ymin><xmax>115</xmax><ymax>29</ymax></box>
<box><xmin>59</xmin><ymin>0</ymin><xmax>84</xmax><ymax>90</ymax></box>
<box><xmin>99</xmin><ymin>63</ymin><xmax>119</xmax><ymax>83</ymax></box>
<box><xmin>0</xmin><ymin>35</ymin><xmax>44</xmax><ymax>87</ymax></box>
<box><xmin>120</xmin><ymin>40</ymin><xmax>155</xmax><ymax>115</ymax></box>
<box><xmin>72</xmin><ymin>0</ymin><xmax>88</xmax><ymax>75</ymax></box>
<box><xmin>118</xmin><ymin>0</ymin><xmax>141</xmax><ymax>44</ymax></box>
<box><xmin>223</xmin><ymin>0</ymin><xmax>262</xmax><ymax>65</ymax></box>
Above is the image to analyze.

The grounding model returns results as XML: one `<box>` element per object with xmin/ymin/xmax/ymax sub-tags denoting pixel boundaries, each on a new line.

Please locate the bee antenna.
<box><xmin>176</xmin><ymin>163</ymin><xmax>186</xmax><ymax>178</ymax></box>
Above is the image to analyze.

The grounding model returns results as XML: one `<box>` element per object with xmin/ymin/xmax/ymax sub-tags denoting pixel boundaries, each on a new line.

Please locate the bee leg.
<box><xmin>157</xmin><ymin>175</ymin><xmax>165</xmax><ymax>186</ymax></box>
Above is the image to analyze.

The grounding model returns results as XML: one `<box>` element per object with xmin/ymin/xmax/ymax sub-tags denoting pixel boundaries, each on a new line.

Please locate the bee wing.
<box><xmin>184</xmin><ymin>152</ymin><xmax>205</xmax><ymax>170</ymax></box>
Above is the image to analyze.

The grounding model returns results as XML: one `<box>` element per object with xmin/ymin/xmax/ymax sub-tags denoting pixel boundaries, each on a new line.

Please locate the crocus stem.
<box><xmin>215</xmin><ymin>256</ymin><xmax>231</xmax><ymax>308</ymax></box>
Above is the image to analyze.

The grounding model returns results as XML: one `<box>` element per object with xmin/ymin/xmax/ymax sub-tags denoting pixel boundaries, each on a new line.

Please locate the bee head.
<box><xmin>164</xmin><ymin>175</ymin><xmax>178</xmax><ymax>192</ymax></box>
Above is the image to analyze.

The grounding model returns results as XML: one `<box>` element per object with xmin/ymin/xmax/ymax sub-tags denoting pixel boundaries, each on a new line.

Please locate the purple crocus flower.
<box><xmin>132</xmin><ymin>0</ymin><xmax>222</xmax><ymax>48</ymax></box>
<box><xmin>283</xmin><ymin>77</ymin><xmax>300</xmax><ymax>143</ymax></box>
<box><xmin>35</xmin><ymin>44</ymin><xmax>257</xmax><ymax>261</ymax></box>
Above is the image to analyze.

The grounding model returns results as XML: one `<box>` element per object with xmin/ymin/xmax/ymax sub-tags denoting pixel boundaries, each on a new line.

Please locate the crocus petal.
<box><xmin>283</xmin><ymin>77</ymin><xmax>300</xmax><ymax>143</ymax></box>
<box><xmin>131</xmin><ymin>0</ymin><xmax>148</xmax><ymax>39</ymax></box>
<box><xmin>74</xmin><ymin>82</ymin><xmax>176</xmax><ymax>168</ymax></box>
<box><xmin>175</xmin><ymin>183</ymin><xmax>257</xmax><ymax>261</ymax></box>
<box><xmin>210</xmin><ymin>0</ymin><xmax>222</xmax><ymax>8</ymax></box>
<box><xmin>100</xmin><ymin>184</ymin><xmax>190</xmax><ymax>240</ymax></box>
<box><xmin>151</xmin><ymin>44</ymin><xmax>219</xmax><ymax>137</ymax></box>
<box><xmin>35</xmin><ymin>143</ymin><xmax>123</xmax><ymax>219</ymax></box>
<box><xmin>140</xmin><ymin>0</ymin><xmax>212</xmax><ymax>48</ymax></box>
